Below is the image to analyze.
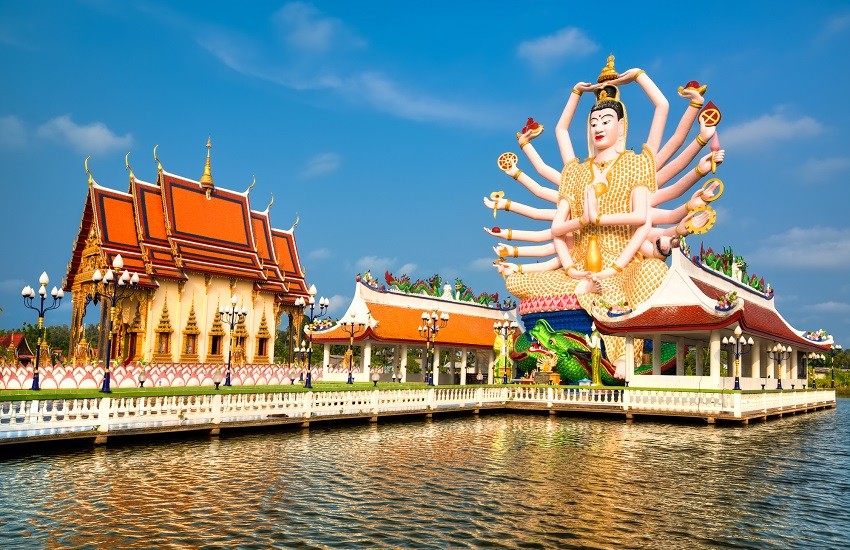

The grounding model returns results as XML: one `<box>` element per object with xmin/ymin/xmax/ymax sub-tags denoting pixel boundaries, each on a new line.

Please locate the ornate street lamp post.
<box><xmin>21</xmin><ymin>272</ymin><xmax>64</xmax><ymax>391</ymax></box>
<box><xmin>722</xmin><ymin>326</ymin><xmax>753</xmax><ymax>391</ymax></box>
<box><xmin>767</xmin><ymin>342</ymin><xmax>790</xmax><ymax>390</ymax></box>
<box><xmin>341</xmin><ymin>312</ymin><xmax>365</xmax><ymax>384</ymax></box>
<box><xmin>494</xmin><ymin>313</ymin><xmax>518</xmax><ymax>385</ymax></box>
<box><xmin>86</xmin><ymin>255</ymin><xmax>138</xmax><ymax>393</ymax></box>
<box><xmin>295</xmin><ymin>285</ymin><xmax>329</xmax><ymax>390</ymax></box>
<box><xmin>219</xmin><ymin>295</ymin><xmax>247</xmax><ymax>387</ymax></box>
<box><xmin>418</xmin><ymin>307</ymin><xmax>449</xmax><ymax>386</ymax></box>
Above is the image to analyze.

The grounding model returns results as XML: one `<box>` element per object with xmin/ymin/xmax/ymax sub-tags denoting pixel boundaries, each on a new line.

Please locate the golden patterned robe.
<box><xmin>506</xmin><ymin>145</ymin><xmax>669</xmax><ymax>362</ymax></box>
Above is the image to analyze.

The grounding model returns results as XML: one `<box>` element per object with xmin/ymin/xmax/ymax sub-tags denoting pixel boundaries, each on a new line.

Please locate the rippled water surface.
<box><xmin>2</xmin><ymin>401</ymin><xmax>849</xmax><ymax>549</ymax></box>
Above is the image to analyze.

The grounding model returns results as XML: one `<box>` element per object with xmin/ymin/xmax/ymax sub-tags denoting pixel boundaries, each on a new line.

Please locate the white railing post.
<box><xmin>733</xmin><ymin>392</ymin><xmax>742</xmax><ymax>418</ymax></box>
<box><xmin>97</xmin><ymin>397</ymin><xmax>111</xmax><ymax>434</ymax></box>
<box><xmin>475</xmin><ymin>386</ymin><xmax>483</xmax><ymax>407</ymax></box>
<box><xmin>546</xmin><ymin>386</ymin><xmax>553</xmax><ymax>408</ymax></box>
<box><xmin>211</xmin><ymin>393</ymin><xmax>222</xmax><ymax>425</ymax></box>
<box><xmin>28</xmin><ymin>399</ymin><xmax>40</xmax><ymax>424</ymax></box>
<box><xmin>303</xmin><ymin>391</ymin><xmax>312</xmax><ymax>418</ymax></box>
<box><xmin>427</xmin><ymin>388</ymin><xmax>436</xmax><ymax>410</ymax></box>
<box><xmin>371</xmin><ymin>389</ymin><xmax>380</xmax><ymax>415</ymax></box>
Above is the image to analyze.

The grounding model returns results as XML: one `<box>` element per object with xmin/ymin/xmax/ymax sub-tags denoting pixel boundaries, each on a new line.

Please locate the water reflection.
<box><xmin>1</xmin><ymin>402</ymin><xmax>848</xmax><ymax>548</ymax></box>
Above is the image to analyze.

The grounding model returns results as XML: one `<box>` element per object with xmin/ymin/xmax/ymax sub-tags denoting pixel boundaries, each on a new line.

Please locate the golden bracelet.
<box><xmin>505</xmin><ymin>199</ymin><xmax>512</xmax><ymax>212</ymax></box>
<box><xmin>633</xmin><ymin>70</ymin><xmax>646</xmax><ymax>80</ymax></box>
<box><xmin>572</xmin><ymin>88</ymin><xmax>582</xmax><ymax>96</ymax></box>
<box><xmin>507</xmin><ymin>228</ymin><xmax>513</xmax><ymax>241</ymax></box>
<box><xmin>690</xmin><ymin>101</ymin><xmax>704</xmax><ymax>109</ymax></box>
<box><xmin>696</xmin><ymin>134</ymin><xmax>708</xmax><ymax>147</ymax></box>
<box><xmin>511</xmin><ymin>169</ymin><xmax>522</xmax><ymax>181</ymax></box>
<box><xmin>517</xmin><ymin>265</ymin><xmax>523</xmax><ymax>274</ymax></box>
<box><xmin>611</xmin><ymin>263</ymin><xmax>624</xmax><ymax>273</ymax></box>
<box><xmin>695</xmin><ymin>165</ymin><xmax>707</xmax><ymax>178</ymax></box>
<box><xmin>518</xmin><ymin>140</ymin><xmax>530</xmax><ymax>149</ymax></box>
<box><xmin>595</xmin><ymin>213</ymin><xmax>602</xmax><ymax>226</ymax></box>
<box><xmin>513</xmin><ymin>246</ymin><xmax>519</xmax><ymax>258</ymax></box>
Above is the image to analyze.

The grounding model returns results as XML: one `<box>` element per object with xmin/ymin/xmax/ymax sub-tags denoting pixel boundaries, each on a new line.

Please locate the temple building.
<box><xmin>63</xmin><ymin>140</ymin><xmax>309</xmax><ymax>366</ymax></box>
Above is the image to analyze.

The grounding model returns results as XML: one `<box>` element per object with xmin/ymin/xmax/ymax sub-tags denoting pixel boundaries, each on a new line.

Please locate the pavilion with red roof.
<box><xmin>593</xmin><ymin>244</ymin><xmax>833</xmax><ymax>390</ymax></box>
<box><xmin>310</xmin><ymin>274</ymin><xmax>517</xmax><ymax>384</ymax></box>
<box><xmin>63</xmin><ymin>140</ymin><xmax>309</xmax><ymax>366</ymax></box>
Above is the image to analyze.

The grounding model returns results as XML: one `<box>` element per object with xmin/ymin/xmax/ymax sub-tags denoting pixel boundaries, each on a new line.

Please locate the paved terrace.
<box><xmin>0</xmin><ymin>386</ymin><xmax>836</xmax><ymax>447</ymax></box>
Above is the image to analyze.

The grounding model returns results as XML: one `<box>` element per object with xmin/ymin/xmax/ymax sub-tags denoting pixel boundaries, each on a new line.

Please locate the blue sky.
<box><xmin>1</xmin><ymin>1</ymin><xmax>849</xmax><ymax>348</ymax></box>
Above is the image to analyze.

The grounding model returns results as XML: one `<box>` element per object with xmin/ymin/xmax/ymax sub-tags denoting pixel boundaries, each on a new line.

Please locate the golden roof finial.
<box><xmin>200</xmin><ymin>136</ymin><xmax>214</xmax><ymax>189</ymax></box>
<box><xmin>597</xmin><ymin>53</ymin><xmax>619</xmax><ymax>83</ymax></box>
<box><xmin>125</xmin><ymin>152</ymin><xmax>135</xmax><ymax>183</ymax></box>
<box><xmin>153</xmin><ymin>144</ymin><xmax>162</xmax><ymax>173</ymax></box>
<box><xmin>84</xmin><ymin>156</ymin><xmax>93</xmax><ymax>186</ymax></box>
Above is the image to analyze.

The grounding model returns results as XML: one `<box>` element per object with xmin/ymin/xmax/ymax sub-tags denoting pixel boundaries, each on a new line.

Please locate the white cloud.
<box><xmin>801</xmin><ymin>301</ymin><xmax>850</xmax><ymax>314</ymax></box>
<box><xmin>397</xmin><ymin>263</ymin><xmax>417</xmax><ymax>275</ymax></box>
<box><xmin>272</xmin><ymin>2</ymin><xmax>366</xmax><ymax>54</ymax></box>
<box><xmin>517</xmin><ymin>27</ymin><xmax>598</xmax><ymax>71</ymax></box>
<box><xmin>799</xmin><ymin>156</ymin><xmax>850</xmax><ymax>184</ymax></box>
<box><xmin>469</xmin><ymin>257</ymin><xmax>498</xmax><ymax>271</ymax></box>
<box><xmin>720</xmin><ymin>109</ymin><xmax>822</xmax><ymax>151</ymax></box>
<box><xmin>0</xmin><ymin>115</ymin><xmax>26</xmax><ymax>147</ymax></box>
<box><xmin>0</xmin><ymin>278</ymin><xmax>26</xmax><ymax>293</ymax></box>
<box><xmin>745</xmin><ymin>226</ymin><xmax>850</xmax><ymax>269</ymax></box>
<box><xmin>325</xmin><ymin>294</ymin><xmax>349</xmax><ymax>316</ymax></box>
<box><xmin>301</xmin><ymin>153</ymin><xmax>341</xmax><ymax>178</ymax></box>
<box><xmin>816</xmin><ymin>13</ymin><xmax>850</xmax><ymax>44</ymax></box>
<box><xmin>37</xmin><ymin>115</ymin><xmax>132</xmax><ymax>154</ymax></box>
<box><xmin>307</xmin><ymin>247</ymin><xmax>331</xmax><ymax>260</ymax></box>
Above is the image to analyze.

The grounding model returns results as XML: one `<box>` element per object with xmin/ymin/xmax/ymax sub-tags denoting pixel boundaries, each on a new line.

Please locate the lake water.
<box><xmin>1</xmin><ymin>400</ymin><xmax>848</xmax><ymax>549</ymax></box>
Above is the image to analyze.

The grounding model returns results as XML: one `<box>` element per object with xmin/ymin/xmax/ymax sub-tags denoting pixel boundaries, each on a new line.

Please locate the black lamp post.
<box><xmin>86</xmin><ymin>255</ymin><xmax>138</xmax><ymax>393</ymax></box>
<box><xmin>494</xmin><ymin>313</ymin><xmax>518</xmax><ymax>384</ymax></box>
<box><xmin>767</xmin><ymin>342</ymin><xmax>790</xmax><ymax>390</ymax></box>
<box><xmin>418</xmin><ymin>307</ymin><xmax>449</xmax><ymax>386</ymax></box>
<box><xmin>21</xmin><ymin>272</ymin><xmax>64</xmax><ymax>391</ymax></box>
<box><xmin>295</xmin><ymin>285</ymin><xmax>328</xmax><ymax>390</ymax></box>
<box><xmin>722</xmin><ymin>325</ymin><xmax>753</xmax><ymax>391</ymax></box>
<box><xmin>219</xmin><ymin>295</ymin><xmax>247</xmax><ymax>387</ymax></box>
<box><xmin>341</xmin><ymin>312</ymin><xmax>365</xmax><ymax>384</ymax></box>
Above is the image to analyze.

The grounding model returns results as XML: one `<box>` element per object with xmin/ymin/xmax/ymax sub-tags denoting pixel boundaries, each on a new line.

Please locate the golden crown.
<box><xmin>597</xmin><ymin>54</ymin><xmax>619</xmax><ymax>83</ymax></box>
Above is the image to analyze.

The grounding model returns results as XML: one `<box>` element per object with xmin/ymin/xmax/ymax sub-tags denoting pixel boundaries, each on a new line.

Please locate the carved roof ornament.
<box><xmin>200</xmin><ymin>136</ymin><xmax>214</xmax><ymax>198</ymax></box>
<box><xmin>291</xmin><ymin>213</ymin><xmax>299</xmax><ymax>232</ymax></box>
<box><xmin>183</xmin><ymin>301</ymin><xmax>200</xmax><ymax>335</ymax></box>
<box><xmin>85</xmin><ymin>156</ymin><xmax>94</xmax><ymax>187</ymax></box>
<box><xmin>125</xmin><ymin>152</ymin><xmax>135</xmax><ymax>184</ymax></box>
<box><xmin>153</xmin><ymin>144</ymin><xmax>162</xmax><ymax>174</ymax></box>
<box><xmin>257</xmin><ymin>310</ymin><xmax>271</xmax><ymax>338</ymax></box>
<box><xmin>209</xmin><ymin>305</ymin><xmax>225</xmax><ymax>336</ymax></box>
<box><xmin>266</xmin><ymin>193</ymin><xmax>274</xmax><ymax>212</ymax></box>
<box><xmin>155</xmin><ymin>300</ymin><xmax>173</xmax><ymax>334</ymax></box>
<box><xmin>234</xmin><ymin>316</ymin><xmax>248</xmax><ymax>338</ymax></box>
<box><xmin>245</xmin><ymin>175</ymin><xmax>256</xmax><ymax>195</ymax></box>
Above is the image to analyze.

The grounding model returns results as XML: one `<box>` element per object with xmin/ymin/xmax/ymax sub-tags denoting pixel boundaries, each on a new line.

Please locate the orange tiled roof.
<box><xmin>64</xmin><ymin>155</ymin><xmax>309</xmax><ymax>300</ymax></box>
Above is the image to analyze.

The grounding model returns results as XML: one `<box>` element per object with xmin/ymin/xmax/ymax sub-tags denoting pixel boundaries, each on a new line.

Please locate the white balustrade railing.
<box><xmin>0</xmin><ymin>387</ymin><xmax>836</xmax><ymax>438</ymax></box>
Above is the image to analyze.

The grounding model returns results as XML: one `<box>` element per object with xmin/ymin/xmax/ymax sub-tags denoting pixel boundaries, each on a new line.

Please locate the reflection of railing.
<box><xmin>1</xmin><ymin>387</ymin><xmax>837</xmax><ymax>439</ymax></box>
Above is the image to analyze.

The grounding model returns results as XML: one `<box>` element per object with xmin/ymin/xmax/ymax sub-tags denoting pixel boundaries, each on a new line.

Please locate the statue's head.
<box><xmin>589</xmin><ymin>85</ymin><xmax>625</xmax><ymax>154</ymax></box>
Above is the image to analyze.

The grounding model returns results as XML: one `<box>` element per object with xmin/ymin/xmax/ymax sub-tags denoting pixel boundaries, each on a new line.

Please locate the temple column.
<box><xmin>449</xmin><ymin>347</ymin><xmax>456</xmax><ymax>385</ymax></box>
<box><xmin>624</xmin><ymin>336</ymin><xmax>635</xmax><ymax>386</ymax></box>
<box><xmin>696</xmin><ymin>343</ymin><xmax>704</xmax><ymax>377</ymax></box>
<box><xmin>751</xmin><ymin>339</ymin><xmax>762</xmax><ymax>381</ymax></box>
<box><xmin>791</xmin><ymin>349</ymin><xmax>799</xmax><ymax>382</ymax></box>
<box><xmin>488</xmin><ymin>350</ymin><xmax>495</xmax><ymax>384</ymax></box>
<box><xmin>460</xmin><ymin>348</ymin><xmax>468</xmax><ymax>386</ymax></box>
<box><xmin>400</xmin><ymin>344</ymin><xmax>408</xmax><ymax>383</ymax></box>
<box><xmin>709</xmin><ymin>330</ymin><xmax>721</xmax><ymax>387</ymax></box>
<box><xmin>363</xmin><ymin>340</ymin><xmax>373</xmax><ymax>383</ymax></box>
<box><xmin>652</xmin><ymin>335</ymin><xmax>661</xmax><ymax>376</ymax></box>
<box><xmin>323</xmin><ymin>345</ymin><xmax>330</xmax><ymax>380</ymax></box>
<box><xmin>433</xmin><ymin>345</ymin><xmax>441</xmax><ymax>385</ymax></box>
<box><xmin>676</xmin><ymin>337</ymin><xmax>685</xmax><ymax>376</ymax></box>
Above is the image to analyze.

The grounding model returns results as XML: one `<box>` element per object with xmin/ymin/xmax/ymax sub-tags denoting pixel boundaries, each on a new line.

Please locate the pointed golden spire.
<box><xmin>200</xmin><ymin>136</ymin><xmax>214</xmax><ymax>190</ymax></box>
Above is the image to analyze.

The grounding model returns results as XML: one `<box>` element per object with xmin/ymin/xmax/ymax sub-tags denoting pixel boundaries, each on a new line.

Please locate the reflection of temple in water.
<box><xmin>63</xmin><ymin>141</ymin><xmax>309</xmax><ymax>365</ymax></box>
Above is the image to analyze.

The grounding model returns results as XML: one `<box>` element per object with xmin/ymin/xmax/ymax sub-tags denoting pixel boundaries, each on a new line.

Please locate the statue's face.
<box><xmin>589</xmin><ymin>107</ymin><xmax>622</xmax><ymax>153</ymax></box>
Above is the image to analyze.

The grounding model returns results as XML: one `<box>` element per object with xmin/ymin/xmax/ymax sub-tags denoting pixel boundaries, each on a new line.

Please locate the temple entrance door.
<box><xmin>124</xmin><ymin>333</ymin><xmax>137</xmax><ymax>366</ymax></box>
